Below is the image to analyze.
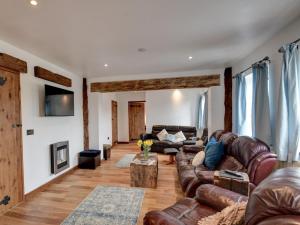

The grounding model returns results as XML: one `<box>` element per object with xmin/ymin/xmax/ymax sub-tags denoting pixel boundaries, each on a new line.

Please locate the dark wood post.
<box><xmin>224</xmin><ymin>67</ymin><xmax>232</xmax><ymax>132</ymax></box>
<box><xmin>83</xmin><ymin>78</ymin><xmax>89</xmax><ymax>150</ymax></box>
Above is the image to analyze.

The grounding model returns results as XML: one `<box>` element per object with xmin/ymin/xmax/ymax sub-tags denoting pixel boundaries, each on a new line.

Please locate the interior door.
<box><xmin>0</xmin><ymin>67</ymin><xmax>24</xmax><ymax>215</ymax></box>
<box><xmin>111</xmin><ymin>101</ymin><xmax>118</xmax><ymax>146</ymax></box>
<box><xmin>128</xmin><ymin>102</ymin><xmax>145</xmax><ymax>141</ymax></box>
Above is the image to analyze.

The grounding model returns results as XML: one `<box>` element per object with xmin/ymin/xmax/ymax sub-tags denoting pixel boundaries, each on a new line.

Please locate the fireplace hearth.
<box><xmin>51</xmin><ymin>141</ymin><xmax>70</xmax><ymax>174</ymax></box>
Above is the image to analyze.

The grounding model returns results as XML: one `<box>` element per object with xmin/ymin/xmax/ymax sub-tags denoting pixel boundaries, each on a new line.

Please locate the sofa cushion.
<box><xmin>192</xmin><ymin>151</ymin><xmax>205</xmax><ymax>167</ymax></box>
<box><xmin>204</xmin><ymin>141</ymin><xmax>224</xmax><ymax>170</ymax></box>
<box><xmin>162</xmin><ymin>198</ymin><xmax>217</xmax><ymax>225</ymax></box>
<box><xmin>174</xmin><ymin>131</ymin><xmax>187</xmax><ymax>142</ymax></box>
<box><xmin>157</xmin><ymin>129</ymin><xmax>168</xmax><ymax>141</ymax></box>
<box><xmin>216</xmin><ymin>155</ymin><xmax>246</xmax><ymax>172</ymax></box>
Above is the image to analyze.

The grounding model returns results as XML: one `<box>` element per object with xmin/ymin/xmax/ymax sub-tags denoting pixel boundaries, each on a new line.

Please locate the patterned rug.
<box><xmin>115</xmin><ymin>154</ymin><xmax>136</xmax><ymax>168</ymax></box>
<box><xmin>61</xmin><ymin>186</ymin><xmax>144</xmax><ymax>225</ymax></box>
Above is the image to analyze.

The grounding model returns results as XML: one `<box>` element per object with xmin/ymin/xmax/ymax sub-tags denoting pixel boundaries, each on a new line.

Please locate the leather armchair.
<box><xmin>144</xmin><ymin>168</ymin><xmax>300</xmax><ymax>225</ymax></box>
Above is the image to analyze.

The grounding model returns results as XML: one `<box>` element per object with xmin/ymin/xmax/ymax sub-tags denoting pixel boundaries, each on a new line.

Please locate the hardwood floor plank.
<box><xmin>0</xmin><ymin>143</ymin><xmax>183</xmax><ymax>225</ymax></box>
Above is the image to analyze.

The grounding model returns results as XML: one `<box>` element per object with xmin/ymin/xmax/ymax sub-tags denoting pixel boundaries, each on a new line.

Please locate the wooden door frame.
<box><xmin>0</xmin><ymin>53</ymin><xmax>27</xmax><ymax>213</ymax></box>
<box><xmin>111</xmin><ymin>100</ymin><xmax>118</xmax><ymax>146</ymax></box>
<box><xmin>0</xmin><ymin>66</ymin><xmax>24</xmax><ymax>213</ymax></box>
<box><xmin>128</xmin><ymin>101</ymin><xmax>146</xmax><ymax>141</ymax></box>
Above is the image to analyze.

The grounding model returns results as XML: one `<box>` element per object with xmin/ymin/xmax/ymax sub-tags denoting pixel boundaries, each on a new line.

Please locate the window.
<box><xmin>239</xmin><ymin>73</ymin><xmax>253</xmax><ymax>136</ymax></box>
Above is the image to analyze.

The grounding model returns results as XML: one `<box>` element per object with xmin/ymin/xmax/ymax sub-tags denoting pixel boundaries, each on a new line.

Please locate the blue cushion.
<box><xmin>165</xmin><ymin>134</ymin><xmax>176</xmax><ymax>142</ymax></box>
<box><xmin>204</xmin><ymin>141</ymin><xmax>224</xmax><ymax>170</ymax></box>
<box><xmin>204</xmin><ymin>136</ymin><xmax>217</xmax><ymax>149</ymax></box>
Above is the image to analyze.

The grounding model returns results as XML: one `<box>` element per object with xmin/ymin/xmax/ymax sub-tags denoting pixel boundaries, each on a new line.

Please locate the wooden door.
<box><xmin>0</xmin><ymin>67</ymin><xmax>24</xmax><ymax>215</ymax></box>
<box><xmin>128</xmin><ymin>102</ymin><xmax>145</xmax><ymax>141</ymax></box>
<box><xmin>111</xmin><ymin>101</ymin><xmax>118</xmax><ymax>146</ymax></box>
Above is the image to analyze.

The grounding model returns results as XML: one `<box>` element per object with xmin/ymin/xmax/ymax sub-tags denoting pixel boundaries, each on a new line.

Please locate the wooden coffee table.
<box><xmin>130</xmin><ymin>153</ymin><xmax>158</xmax><ymax>188</ymax></box>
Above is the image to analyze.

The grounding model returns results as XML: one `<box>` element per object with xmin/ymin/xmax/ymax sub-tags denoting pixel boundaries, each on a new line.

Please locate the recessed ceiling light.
<box><xmin>30</xmin><ymin>0</ymin><xmax>38</xmax><ymax>6</ymax></box>
<box><xmin>188</xmin><ymin>56</ymin><xmax>193</xmax><ymax>61</ymax></box>
<box><xmin>104</xmin><ymin>64</ymin><xmax>108</xmax><ymax>68</ymax></box>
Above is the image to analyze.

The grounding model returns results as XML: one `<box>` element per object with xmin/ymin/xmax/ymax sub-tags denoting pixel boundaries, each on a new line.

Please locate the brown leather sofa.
<box><xmin>144</xmin><ymin>167</ymin><xmax>300</xmax><ymax>225</ymax></box>
<box><xmin>176</xmin><ymin>130</ymin><xmax>277</xmax><ymax>197</ymax></box>
<box><xmin>141</xmin><ymin>125</ymin><xmax>197</xmax><ymax>153</ymax></box>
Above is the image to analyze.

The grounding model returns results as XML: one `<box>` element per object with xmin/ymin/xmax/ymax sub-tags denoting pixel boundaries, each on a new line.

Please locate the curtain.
<box><xmin>275</xmin><ymin>43</ymin><xmax>300</xmax><ymax>162</ymax></box>
<box><xmin>252</xmin><ymin>62</ymin><xmax>271</xmax><ymax>144</ymax></box>
<box><xmin>234</xmin><ymin>74</ymin><xmax>247</xmax><ymax>134</ymax></box>
<box><xmin>197</xmin><ymin>92</ymin><xmax>208</xmax><ymax>130</ymax></box>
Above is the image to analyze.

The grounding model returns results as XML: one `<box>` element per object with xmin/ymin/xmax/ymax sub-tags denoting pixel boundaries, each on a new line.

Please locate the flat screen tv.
<box><xmin>45</xmin><ymin>85</ymin><xmax>74</xmax><ymax>116</ymax></box>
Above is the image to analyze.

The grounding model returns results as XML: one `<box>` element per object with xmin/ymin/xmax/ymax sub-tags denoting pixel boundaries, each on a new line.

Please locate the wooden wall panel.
<box><xmin>0</xmin><ymin>53</ymin><xmax>27</xmax><ymax>73</ymax></box>
<box><xmin>34</xmin><ymin>66</ymin><xmax>72</xmax><ymax>87</ymax></box>
<box><xmin>91</xmin><ymin>74</ymin><xmax>220</xmax><ymax>93</ymax></box>
<box><xmin>224</xmin><ymin>67</ymin><xmax>232</xmax><ymax>132</ymax></box>
<box><xmin>83</xmin><ymin>78</ymin><xmax>89</xmax><ymax>150</ymax></box>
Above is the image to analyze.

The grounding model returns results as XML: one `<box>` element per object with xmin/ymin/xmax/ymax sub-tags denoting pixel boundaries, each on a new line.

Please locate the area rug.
<box><xmin>61</xmin><ymin>186</ymin><xmax>144</xmax><ymax>225</ymax></box>
<box><xmin>115</xmin><ymin>154</ymin><xmax>136</xmax><ymax>168</ymax></box>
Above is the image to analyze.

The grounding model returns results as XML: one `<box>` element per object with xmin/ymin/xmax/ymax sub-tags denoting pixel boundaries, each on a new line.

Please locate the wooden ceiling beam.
<box><xmin>0</xmin><ymin>53</ymin><xmax>27</xmax><ymax>73</ymax></box>
<box><xmin>91</xmin><ymin>74</ymin><xmax>220</xmax><ymax>93</ymax></box>
<box><xmin>34</xmin><ymin>66</ymin><xmax>72</xmax><ymax>87</ymax></box>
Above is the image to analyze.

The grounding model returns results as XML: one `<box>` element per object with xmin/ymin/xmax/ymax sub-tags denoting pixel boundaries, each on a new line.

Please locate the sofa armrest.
<box><xmin>144</xmin><ymin>210</ymin><xmax>185</xmax><ymax>225</ymax></box>
<box><xmin>195</xmin><ymin>184</ymin><xmax>248</xmax><ymax>211</ymax></box>
<box><xmin>140</xmin><ymin>133</ymin><xmax>154</xmax><ymax>140</ymax></box>
<box><xmin>182</xmin><ymin>145</ymin><xmax>204</xmax><ymax>153</ymax></box>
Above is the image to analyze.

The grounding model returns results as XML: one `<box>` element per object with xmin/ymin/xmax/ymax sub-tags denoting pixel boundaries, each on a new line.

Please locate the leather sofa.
<box><xmin>176</xmin><ymin>130</ymin><xmax>277</xmax><ymax>197</ymax></box>
<box><xmin>141</xmin><ymin>125</ymin><xmax>197</xmax><ymax>153</ymax></box>
<box><xmin>144</xmin><ymin>167</ymin><xmax>300</xmax><ymax>225</ymax></box>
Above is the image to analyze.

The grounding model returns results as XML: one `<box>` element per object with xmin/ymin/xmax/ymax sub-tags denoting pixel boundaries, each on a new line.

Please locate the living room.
<box><xmin>0</xmin><ymin>1</ymin><xmax>300</xmax><ymax>225</ymax></box>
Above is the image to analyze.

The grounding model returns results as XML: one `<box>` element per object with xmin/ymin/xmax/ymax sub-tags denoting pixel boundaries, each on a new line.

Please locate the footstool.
<box><xmin>163</xmin><ymin>148</ymin><xmax>179</xmax><ymax>164</ymax></box>
<box><xmin>78</xmin><ymin>149</ymin><xmax>101</xmax><ymax>169</ymax></box>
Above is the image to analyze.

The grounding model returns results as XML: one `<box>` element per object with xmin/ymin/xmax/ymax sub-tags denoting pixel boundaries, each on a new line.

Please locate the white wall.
<box><xmin>208</xmin><ymin>86</ymin><xmax>225</xmax><ymax>136</ymax></box>
<box><xmin>88</xmin><ymin>91</ymin><xmax>117</xmax><ymax>154</ymax></box>
<box><xmin>145</xmin><ymin>88</ymin><xmax>207</xmax><ymax>133</ymax></box>
<box><xmin>116</xmin><ymin>92</ymin><xmax>146</xmax><ymax>142</ymax></box>
<box><xmin>232</xmin><ymin>16</ymin><xmax>300</xmax><ymax>142</ymax></box>
<box><xmin>0</xmin><ymin>39</ymin><xmax>83</xmax><ymax>194</ymax></box>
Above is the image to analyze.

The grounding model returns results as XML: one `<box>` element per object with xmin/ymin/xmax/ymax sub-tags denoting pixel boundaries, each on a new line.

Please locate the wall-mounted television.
<box><xmin>45</xmin><ymin>85</ymin><xmax>74</xmax><ymax>116</ymax></box>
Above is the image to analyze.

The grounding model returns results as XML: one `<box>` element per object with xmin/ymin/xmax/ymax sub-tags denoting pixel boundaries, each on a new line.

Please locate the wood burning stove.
<box><xmin>51</xmin><ymin>141</ymin><xmax>70</xmax><ymax>174</ymax></box>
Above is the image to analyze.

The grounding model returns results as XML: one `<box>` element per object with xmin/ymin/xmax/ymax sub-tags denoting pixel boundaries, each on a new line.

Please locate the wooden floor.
<box><xmin>0</xmin><ymin>143</ymin><xmax>183</xmax><ymax>225</ymax></box>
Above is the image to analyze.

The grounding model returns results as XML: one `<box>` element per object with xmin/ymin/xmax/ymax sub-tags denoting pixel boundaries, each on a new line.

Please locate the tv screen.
<box><xmin>45</xmin><ymin>85</ymin><xmax>74</xmax><ymax>116</ymax></box>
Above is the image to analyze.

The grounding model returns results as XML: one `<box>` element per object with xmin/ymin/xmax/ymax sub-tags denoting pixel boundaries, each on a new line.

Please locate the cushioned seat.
<box><xmin>79</xmin><ymin>149</ymin><xmax>101</xmax><ymax>157</ymax></box>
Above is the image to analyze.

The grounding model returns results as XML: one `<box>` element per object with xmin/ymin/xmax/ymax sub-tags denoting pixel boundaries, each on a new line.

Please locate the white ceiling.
<box><xmin>0</xmin><ymin>0</ymin><xmax>300</xmax><ymax>78</ymax></box>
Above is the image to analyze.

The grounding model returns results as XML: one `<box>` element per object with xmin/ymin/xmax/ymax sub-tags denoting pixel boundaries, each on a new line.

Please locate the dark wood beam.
<box><xmin>0</xmin><ymin>53</ymin><xmax>27</xmax><ymax>73</ymax></box>
<box><xmin>91</xmin><ymin>74</ymin><xmax>220</xmax><ymax>93</ymax></box>
<box><xmin>224</xmin><ymin>67</ymin><xmax>232</xmax><ymax>132</ymax></box>
<box><xmin>34</xmin><ymin>66</ymin><xmax>72</xmax><ymax>87</ymax></box>
<box><xmin>82</xmin><ymin>78</ymin><xmax>89</xmax><ymax>150</ymax></box>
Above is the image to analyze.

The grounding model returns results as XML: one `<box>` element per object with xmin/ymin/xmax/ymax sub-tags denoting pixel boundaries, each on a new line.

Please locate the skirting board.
<box><xmin>24</xmin><ymin>166</ymin><xmax>78</xmax><ymax>200</ymax></box>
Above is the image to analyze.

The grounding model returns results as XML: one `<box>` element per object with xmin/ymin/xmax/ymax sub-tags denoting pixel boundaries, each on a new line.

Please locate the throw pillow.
<box><xmin>197</xmin><ymin>201</ymin><xmax>247</xmax><ymax>225</ymax></box>
<box><xmin>204</xmin><ymin>141</ymin><xmax>224</xmax><ymax>170</ymax></box>
<box><xmin>165</xmin><ymin>134</ymin><xmax>176</xmax><ymax>142</ymax></box>
<box><xmin>174</xmin><ymin>131</ymin><xmax>186</xmax><ymax>143</ymax></box>
<box><xmin>192</xmin><ymin>151</ymin><xmax>205</xmax><ymax>167</ymax></box>
<box><xmin>157</xmin><ymin>129</ymin><xmax>168</xmax><ymax>141</ymax></box>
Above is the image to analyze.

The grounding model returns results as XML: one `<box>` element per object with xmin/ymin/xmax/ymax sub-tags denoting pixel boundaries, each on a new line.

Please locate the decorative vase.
<box><xmin>143</xmin><ymin>147</ymin><xmax>150</xmax><ymax>160</ymax></box>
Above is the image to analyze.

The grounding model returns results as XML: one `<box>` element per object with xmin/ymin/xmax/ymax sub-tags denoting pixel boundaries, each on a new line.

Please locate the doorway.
<box><xmin>0</xmin><ymin>67</ymin><xmax>24</xmax><ymax>215</ymax></box>
<box><xmin>111</xmin><ymin>100</ymin><xmax>118</xmax><ymax>146</ymax></box>
<box><xmin>128</xmin><ymin>101</ymin><xmax>146</xmax><ymax>141</ymax></box>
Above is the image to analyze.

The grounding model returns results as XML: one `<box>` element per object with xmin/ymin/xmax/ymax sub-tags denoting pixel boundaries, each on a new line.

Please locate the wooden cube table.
<box><xmin>130</xmin><ymin>153</ymin><xmax>158</xmax><ymax>188</ymax></box>
<box><xmin>214</xmin><ymin>170</ymin><xmax>250</xmax><ymax>196</ymax></box>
